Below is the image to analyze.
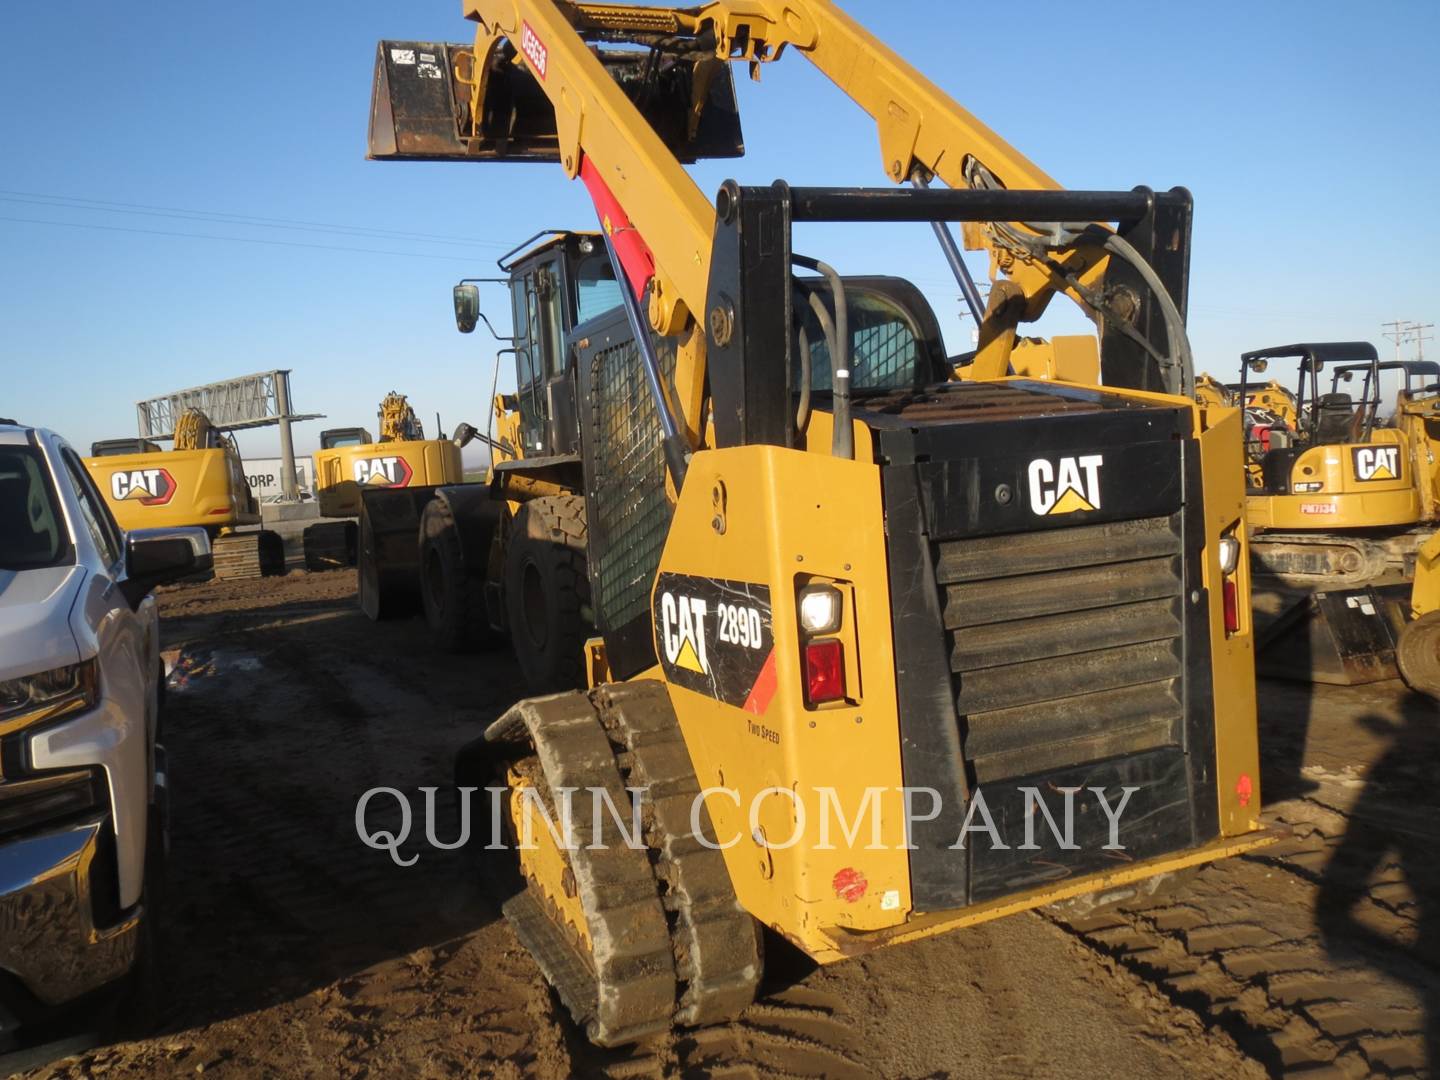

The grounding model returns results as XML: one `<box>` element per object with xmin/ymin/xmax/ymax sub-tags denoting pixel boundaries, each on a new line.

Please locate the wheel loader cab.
<box><xmin>498</xmin><ymin>233</ymin><xmax>621</xmax><ymax>461</ymax></box>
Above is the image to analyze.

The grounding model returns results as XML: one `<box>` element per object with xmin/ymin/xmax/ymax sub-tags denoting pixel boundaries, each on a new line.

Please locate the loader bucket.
<box><xmin>369</xmin><ymin>40</ymin><xmax>743</xmax><ymax>164</ymax></box>
<box><xmin>1254</xmin><ymin>584</ymin><xmax>1410</xmax><ymax>685</ymax></box>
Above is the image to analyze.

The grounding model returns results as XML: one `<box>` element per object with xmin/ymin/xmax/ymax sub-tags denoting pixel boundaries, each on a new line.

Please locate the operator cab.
<box><xmin>1239</xmin><ymin>341</ymin><xmax>1381</xmax><ymax>493</ymax></box>
<box><xmin>319</xmin><ymin>427</ymin><xmax>374</xmax><ymax>450</ymax></box>
<box><xmin>90</xmin><ymin>438</ymin><xmax>163</xmax><ymax>457</ymax></box>
<box><xmin>453</xmin><ymin>230</ymin><xmax>623</xmax><ymax>463</ymax></box>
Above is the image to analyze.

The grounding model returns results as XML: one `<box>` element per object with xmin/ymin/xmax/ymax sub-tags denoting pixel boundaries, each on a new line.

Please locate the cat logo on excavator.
<box><xmin>110</xmin><ymin>467</ymin><xmax>176</xmax><ymax>506</ymax></box>
<box><xmin>1027</xmin><ymin>454</ymin><xmax>1104</xmax><ymax>515</ymax></box>
<box><xmin>354</xmin><ymin>456</ymin><xmax>414</xmax><ymax>487</ymax></box>
<box><xmin>1353</xmin><ymin>445</ymin><xmax>1401</xmax><ymax>482</ymax></box>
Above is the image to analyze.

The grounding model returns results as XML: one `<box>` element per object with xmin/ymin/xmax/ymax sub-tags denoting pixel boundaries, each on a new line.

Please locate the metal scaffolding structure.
<box><xmin>136</xmin><ymin>370</ymin><xmax>322</xmax><ymax>501</ymax></box>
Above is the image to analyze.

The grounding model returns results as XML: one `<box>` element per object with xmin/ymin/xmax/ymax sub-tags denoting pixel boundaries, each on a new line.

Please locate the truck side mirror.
<box><xmin>120</xmin><ymin>527</ymin><xmax>213</xmax><ymax>609</ymax></box>
<box><xmin>453</xmin><ymin>283</ymin><xmax>481</xmax><ymax>334</ymax></box>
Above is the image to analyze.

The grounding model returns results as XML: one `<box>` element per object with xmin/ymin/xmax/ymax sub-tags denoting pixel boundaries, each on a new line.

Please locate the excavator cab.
<box><xmin>319</xmin><ymin>427</ymin><xmax>374</xmax><ymax>450</ymax></box>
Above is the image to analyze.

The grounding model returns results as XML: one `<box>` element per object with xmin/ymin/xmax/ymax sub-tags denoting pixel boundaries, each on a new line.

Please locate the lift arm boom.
<box><xmin>460</xmin><ymin>0</ymin><xmax>1115</xmax><ymax>375</ymax></box>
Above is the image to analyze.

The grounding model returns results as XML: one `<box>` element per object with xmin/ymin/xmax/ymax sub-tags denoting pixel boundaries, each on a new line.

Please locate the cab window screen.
<box><xmin>796</xmin><ymin>289</ymin><xmax>927</xmax><ymax>393</ymax></box>
<box><xmin>0</xmin><ymin>447</ymin><xmax>71</xmax><ymax>570</ymax></box>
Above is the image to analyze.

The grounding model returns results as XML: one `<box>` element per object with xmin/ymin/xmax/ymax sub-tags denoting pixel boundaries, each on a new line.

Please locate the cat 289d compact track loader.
<box><xmin>364</xmin><ymin>0</ymin><xmax>1273</xmax><ymax>1047</ymax></box>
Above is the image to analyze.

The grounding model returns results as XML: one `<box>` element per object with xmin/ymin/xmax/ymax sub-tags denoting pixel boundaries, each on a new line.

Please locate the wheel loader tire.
<box><xmin>503</xmin><ymin>495</ymin><xmax>590</xmax><ymax>693</ymax></box>
<box><xmin>419</xmin><ymin>500</ymin><xmax>503</xmax><ymax>653</ymax></box>
<box><xmin>1397</xmin><ymin>610</ymin><xmax>1440</xmax><ymax>699</ymax></box>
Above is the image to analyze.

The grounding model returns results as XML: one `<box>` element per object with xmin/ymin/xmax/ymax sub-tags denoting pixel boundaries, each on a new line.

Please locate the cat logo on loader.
<box><xmin>1027</xmin><ymin>454</ymin><xmax>1104</xmax><ymax>515</ymax></box>
<box><xmin>659</xmin><ymin>591</ymin><xmax>709</xmax><ymax>675</ymax></box>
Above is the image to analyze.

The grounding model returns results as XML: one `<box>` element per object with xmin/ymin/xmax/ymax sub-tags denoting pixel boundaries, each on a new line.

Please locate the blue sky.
<box><xmin>3</xmin><ymin>1</ymin><xmax>1437</xmax><ymax>460</ymax></box>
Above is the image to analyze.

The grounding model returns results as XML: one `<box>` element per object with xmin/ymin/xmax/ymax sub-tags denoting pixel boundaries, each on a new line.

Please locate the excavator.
<box><xmin>1222</xmin><ymin>343</ymin><xmax>1440</xmax><ymax>683</ymax></box>
<box><xmin>365</xmin><ymin>0</ymin><xmax>1272</xmax><ymax>1046</ymax></box>
<box><xmin>303</xmin><ymin>391</ymin><xmax>464</xmax><ymax>570</ymax></box>
<box><xmin>85</xmin><ymin>407</ymin><xmax>284</xmax><ymax>579</ymax></box>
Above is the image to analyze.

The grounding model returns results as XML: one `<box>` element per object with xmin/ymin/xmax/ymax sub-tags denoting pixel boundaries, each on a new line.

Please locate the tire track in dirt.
<box><xmin>1046</xmin><ymin>782</ymin><xmax>1435</xmax><ymax>1077</ymax></box>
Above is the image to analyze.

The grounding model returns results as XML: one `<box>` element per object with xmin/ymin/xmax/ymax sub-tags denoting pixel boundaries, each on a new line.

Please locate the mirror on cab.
<box><xmin>453</xmin><ymin>283</ymin><xmax>480</xmax><ymax>334</ymax></box>
<box><xmin>1247</xmin><ymin>358</ymin><xmax>1268</xmax><ymax>374</ymax></box>
<box><xmin>121</xmin><ymin>527</ymin><xmax>213</xmax><ymax>609</ymax></box>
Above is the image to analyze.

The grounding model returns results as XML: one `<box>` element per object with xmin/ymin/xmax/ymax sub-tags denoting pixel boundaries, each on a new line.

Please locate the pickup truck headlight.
<box><xmin>0</xmin><ymin>658</ymin><xmax>99</xmax><ymax>730</ymax></box>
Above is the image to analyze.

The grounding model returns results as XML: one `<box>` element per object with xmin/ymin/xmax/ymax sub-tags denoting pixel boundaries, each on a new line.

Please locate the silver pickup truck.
<box><xmin>0</xmin><ymin>421</ymin><xmax>209</xmax><ymax>1049</ymax></box>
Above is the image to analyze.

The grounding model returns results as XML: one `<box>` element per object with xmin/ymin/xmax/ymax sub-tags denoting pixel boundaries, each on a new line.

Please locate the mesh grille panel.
<box><xmin>588</xmin><ymin>338</ymin><xmax>677</xmax><ymax>634</ymax></box>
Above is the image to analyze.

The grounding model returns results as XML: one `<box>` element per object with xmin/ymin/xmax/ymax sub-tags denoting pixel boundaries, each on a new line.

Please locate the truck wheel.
<box><xmin>1397</xmin><ymin>611</ymin><xmax>1440</xmax><ymax>699</ymax></box>
<box><xmin>504</xmin><ymin>496</ymin><xmax>590</xmax><ymax>693</ymax></box>
<box><xmin>420</xmin><ymin>500</ymin><xmax>504</xmax><ymax>653</ymax></box>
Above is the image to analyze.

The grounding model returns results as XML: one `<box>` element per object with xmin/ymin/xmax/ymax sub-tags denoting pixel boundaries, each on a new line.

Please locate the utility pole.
<box><xmin>1382</xmin><ymin>320</ymin><xmax>1435</xmax><ymax>362</ymax></box>
<box><xmin>1412</xmin><ymin>322</ymin><xmax>1435</xmax><ymax>361</ymax></box>
<box><xmin>1383</xmin><ymin>320</ymin><xmax>1409</xmax><ymax>363</ymax></box>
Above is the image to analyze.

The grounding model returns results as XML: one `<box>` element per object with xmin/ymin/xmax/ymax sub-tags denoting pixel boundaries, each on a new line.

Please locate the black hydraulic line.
<box><xmin>793</xmin><ymin>253</ymin><xmax>850</xmax><ymax>460</ymax></box>
<box><xmin>602</xmin><ymin>230</ymin><xmax>689</xmax><ymax>491</ymax></box>
<box><xmin>787</xmin><ymin>187</ymin><xmax>1178</xmax><ymax>224</ymax></box>
<box><xmin>909</xmin><ymin>174</ymin><xmax>985</xmax><ymax>326</ymax></box>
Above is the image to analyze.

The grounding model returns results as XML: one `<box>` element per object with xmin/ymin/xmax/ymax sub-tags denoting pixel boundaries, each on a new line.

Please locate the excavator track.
<box><xmin>1249</xmin><ymin>526</ymin><xmax>1433</xmax><ymax>588</ymax></box>
<box><xmin>210</xmin><ymin>529</ymin><xmax>286</xmax><ymax>580</ymax></box>
<box><xmin>302</xmin><ymin>520</ymin><xmax>357</xmax><ymax>571</ymax></box>
<box><xmin>483</xmin><ymin>684</ymin><xmax>760</xmax><ymax>1047</ymax></box>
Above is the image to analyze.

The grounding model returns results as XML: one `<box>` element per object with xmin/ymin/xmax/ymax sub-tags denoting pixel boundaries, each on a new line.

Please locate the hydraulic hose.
<box><xmin>794</xmin><ymin>286</ymin><xmax>838</xmax><ymax>436</ymax></box>
<box><xmin>792</xmin><ymin>254</ymin><xmax>851</xmax><ymax>460</ymax></box>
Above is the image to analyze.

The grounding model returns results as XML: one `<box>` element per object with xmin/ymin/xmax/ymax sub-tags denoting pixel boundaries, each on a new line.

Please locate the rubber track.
<box><xmin>592</xmin><ymin>681</ymin><xmax>761</xmax><ymax>1027</ymax></box>
<box><xmin>486</xmin><ymin>691</ymin><xmax>677</xmax><ymax>1047</ymax></box>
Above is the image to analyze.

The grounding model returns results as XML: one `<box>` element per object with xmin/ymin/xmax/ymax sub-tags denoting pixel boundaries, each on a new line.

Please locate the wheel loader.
<box><xmin>363</xmin><ymin>0</ymin><xmax>1274</xmax><ymax>1047</ymax></box>
<box><xmin>302</xmin><ymin>392</ymin><xmax>465</xmax><ymax>570</ymax></box>
<box><xmin>84</xmin><ymin>408</ymin><xmax>284</xmax><ymax>579</ymax></box>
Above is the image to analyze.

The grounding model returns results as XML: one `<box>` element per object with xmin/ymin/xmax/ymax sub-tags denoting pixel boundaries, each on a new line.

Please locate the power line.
<box><xmin>0</xmin><ymin>189</ymin><xmax>509</xmax><ymax>249</ymax></box>
<box><xmin>1382</xmin><ymin>319</ymin><xmax>1436</xmax><ymax>362</ymax></box>
<box><xmin>0</xmin><ymin>215</ymin><xmax>482</xmax><ymax>263</ymax></box>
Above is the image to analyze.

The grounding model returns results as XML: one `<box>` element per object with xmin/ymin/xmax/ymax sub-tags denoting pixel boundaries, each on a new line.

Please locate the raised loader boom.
<box><xmin>373</xmin><ymin>0</ymin><xmax>1193</xmax><ymax>444</ymax></box>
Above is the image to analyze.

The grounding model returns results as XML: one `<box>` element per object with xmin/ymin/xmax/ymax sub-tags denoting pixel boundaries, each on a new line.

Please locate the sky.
<box><xmin>3</xmin><ymin>1</ymin><xmax>1438</xmax><ymax>462</ymax></box>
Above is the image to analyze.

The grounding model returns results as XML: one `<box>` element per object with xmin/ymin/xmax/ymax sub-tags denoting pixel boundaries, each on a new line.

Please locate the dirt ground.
<box><xmin>7</xmin><ymin>571</ymin><xmax>1437</xmax><ymax>1079</ymax></box>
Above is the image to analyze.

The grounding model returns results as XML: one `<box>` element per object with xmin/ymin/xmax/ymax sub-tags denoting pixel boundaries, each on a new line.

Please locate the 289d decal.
<box><xmin>654</xmin><ymin>573</ymin><xmax>774</xmax><ymax>712</ymax></box>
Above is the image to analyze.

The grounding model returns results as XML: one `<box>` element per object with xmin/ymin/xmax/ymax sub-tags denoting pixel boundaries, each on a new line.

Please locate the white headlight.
<box><xmin>1217</xmin><ymin>536</ymin><xmax>1241</xmax><ymax>575</ymax></box>
<box><xmin>797</xmin><ymin>585</ymin><xmax>842</xmax><ymax>635</ymax></box>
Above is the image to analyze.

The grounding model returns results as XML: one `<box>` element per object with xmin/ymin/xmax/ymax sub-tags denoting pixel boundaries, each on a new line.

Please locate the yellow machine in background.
<box><xmin>1233</xmin><ymin>345</ymin><xmax>1440</xmax><ymax>683</ymax></box>
<box><xmin>1399</xmin><ymin>531</ymin><xmax>1440</xmax><ymax>696</ymax></box>
<box><xmin>366</xmin><ymin>0</ymin><xmax>1271</xmax><ymax>1048</ymax></box>
<box><xmin>303</xmin><ymin>392</ymin><xmax>465</xmax><ymax>570</ymax></box>
<box><xmin>85</xmin><ymin>408</ymin><xmax>284</xmax><ymax>579</ymax></box>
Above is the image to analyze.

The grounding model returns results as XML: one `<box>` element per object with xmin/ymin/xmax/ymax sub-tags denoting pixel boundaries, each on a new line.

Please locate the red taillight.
<box><xmin>1223</xmin><ymin>578</ymin><xmax>1240</xmax><ymax>635</ymax></box>
<box><xmin>804</xmin><ymin>639</ymin><xmax>846</xmax><ymax>704</ymax></box>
